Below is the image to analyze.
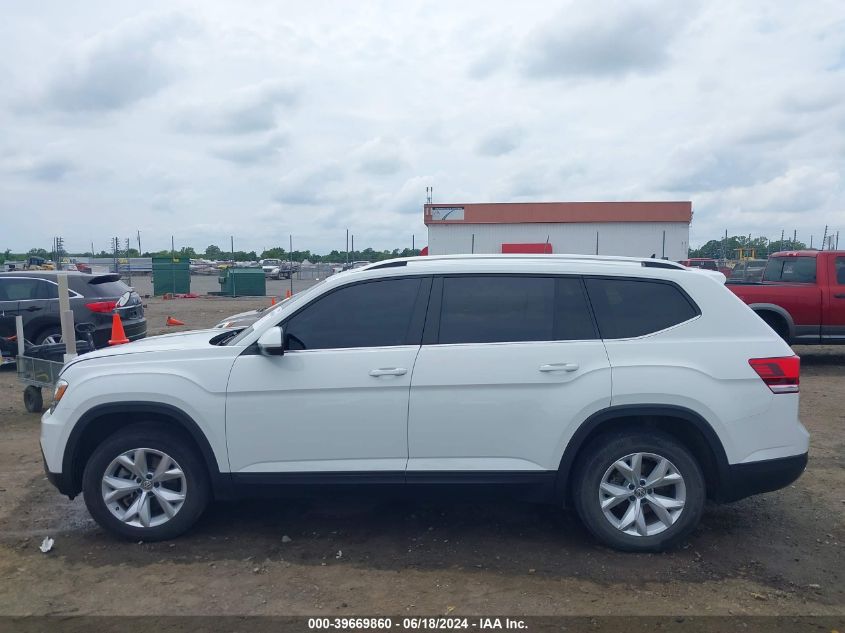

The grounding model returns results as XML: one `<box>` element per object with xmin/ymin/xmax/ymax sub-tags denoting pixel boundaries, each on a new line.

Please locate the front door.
<box><xmin>226</xmin><ymin>276</ymin><xmax>430</xmax><ymax>474</ymax></box>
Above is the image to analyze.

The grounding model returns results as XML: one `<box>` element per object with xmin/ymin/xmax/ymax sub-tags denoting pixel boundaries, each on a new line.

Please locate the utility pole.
<box><xmin>230</xmin><ymin>236</ymin><xmax>236</xmax><ymax>298</ymax></box>
<box><xmin>345</xmin><ymin>229</ymin><xmax>349</xmax><ymax>265</ymax></box>
<box><xmin>289</xmin><ymin>234</ymin><xmax>293</xmax><ymax>296</ymax></box>
<box><xmin>125</xmin><ymin>238</ymin><xmax>132</xmax><ymax>286</ymax></box>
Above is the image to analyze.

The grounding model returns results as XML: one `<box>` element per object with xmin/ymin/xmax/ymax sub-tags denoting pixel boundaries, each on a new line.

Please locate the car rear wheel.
<box><xmin>82</xmin><ymin>425</ymin><xmax>210</xmax><ymax>541</ymax></box>
<box><xmin>573</xmin><ymin>431</ymin><xmax>705</xmax><ymax>552</ymax></box>
<box><xmin>35</xmin><ymin>327</ymin><xmax>62</xmax><ymax>345</ymax></box>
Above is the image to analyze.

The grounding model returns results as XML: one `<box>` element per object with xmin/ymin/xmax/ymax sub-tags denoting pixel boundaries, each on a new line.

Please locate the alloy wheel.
<box><xmin>101</xmin><ymin>448</ymin><xmax>187</xmax><ymax>528</ymax></box>
<box><xmin>599</xmin><ymin>452</ymin><xmax>686</xmax><ymax>537</ymax></box>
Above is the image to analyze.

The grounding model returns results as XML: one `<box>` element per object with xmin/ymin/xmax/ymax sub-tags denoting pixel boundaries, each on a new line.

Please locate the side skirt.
<box><xmin>230</xmin><ymin>471</ymin><xmax>558</xmax><ymax>502</ymax></box>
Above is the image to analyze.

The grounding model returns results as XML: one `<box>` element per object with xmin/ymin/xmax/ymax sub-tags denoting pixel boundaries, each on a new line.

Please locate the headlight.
<box><xmin>50</xmin><ymin>379</ymin><xmax>68</xmax><ymax>413</ymax></box>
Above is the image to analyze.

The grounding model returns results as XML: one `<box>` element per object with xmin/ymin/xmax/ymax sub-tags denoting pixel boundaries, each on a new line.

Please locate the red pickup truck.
<box><xmin>728</xmin><ymin>250</ymin><xmax>845</xmax><ymax>344</ymax></box>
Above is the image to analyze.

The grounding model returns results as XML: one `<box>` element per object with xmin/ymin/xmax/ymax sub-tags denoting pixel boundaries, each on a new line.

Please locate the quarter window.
<box><xmin>284</xmin><ymin>278</ymin><xmax>423</xmax><ymax>350</ymax></box>
<box><xmin>585</xmin><ymin>278</ymin><xmax>698</xmax><ymax>339</ymax></box>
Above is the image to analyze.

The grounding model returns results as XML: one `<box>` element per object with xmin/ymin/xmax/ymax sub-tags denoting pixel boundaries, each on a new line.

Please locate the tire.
<box><xmin>34</xmin><ymin>326</ymin><xmax>63</xmax><ymax>345</ymax></box>
<box><xmin>82</xmin><ymin>424</ymin><xmax>210</xmax><ymax>541</ymax></box>
<box><xmin>572</xmin><ymin>431</ymin><xmax>705</xmax><ymax>552</ymax></box>
<box><xmin>23</xmin><ymin>386</ymin><xmax>43</xmax><ymax>413</ymax></box>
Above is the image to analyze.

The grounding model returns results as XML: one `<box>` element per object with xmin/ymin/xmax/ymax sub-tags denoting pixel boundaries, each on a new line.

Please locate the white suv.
<box><xmin>40</xmin><ymin>255</ymin><xmax>809</xmax><ymax>551</ymax></box>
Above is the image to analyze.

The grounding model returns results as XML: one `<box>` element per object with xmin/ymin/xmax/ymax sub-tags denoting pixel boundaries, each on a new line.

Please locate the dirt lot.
<box><xmin>0</xmin><ymin>295</ymin><xmax>842</xmax><ymax>618</ymax></box>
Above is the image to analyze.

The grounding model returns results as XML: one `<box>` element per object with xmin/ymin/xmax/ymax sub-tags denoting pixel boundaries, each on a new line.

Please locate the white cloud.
<box><xmin>0</xmin><ymin>1</ymin><xmax>843</xmax><ymax>254</ymax></box>
<box><xmin>30</xmin><ymin>12</ymin><xmax>198</xmax><ymax>114</ymax></box>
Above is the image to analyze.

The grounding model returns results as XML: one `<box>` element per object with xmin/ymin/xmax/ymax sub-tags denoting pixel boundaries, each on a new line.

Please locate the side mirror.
<box><xmin>257</xmin><ymin>326</ymin><xmax>285</xmax><ymax>356</ymax></box>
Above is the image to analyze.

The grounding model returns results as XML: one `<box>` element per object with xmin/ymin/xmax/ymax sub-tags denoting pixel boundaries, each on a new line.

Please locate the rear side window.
<box><xmin>284</xmin><ymin>278</ymin><xmax>422</xmax><ymax>350</ymax></box>
<box><xmin>836</xmin><ymin>257</ymin><xmax>845</xmax><ymax>285</ymax></box>
<box><xmin>764</xmin><ymin>257</ymin><xmax>816</xmax><ymax>283</ymax></box>
<box><xmin>585</xmin><ymin>278</ymin><xmax>699</xmax><ymax>339</ymax></box>
<box><xmin>437</xmin><ymin>276</ymin><xmax>596</xmax><ymax>344</ymax></box>
<box><xmin>0</xmin><ymin>278</ymin><xmax>56</xmax><ymax>300</ymax></box>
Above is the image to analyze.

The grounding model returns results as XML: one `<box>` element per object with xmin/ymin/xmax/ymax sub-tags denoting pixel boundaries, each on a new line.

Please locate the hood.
<box><xmin>214</xmin><ymin>308</ymin><xmax>266</xmax><ymax>328</ymax></box>
<box><xmin>65</xmin><ymin>329</ymin><xmax>224</xmax><ymax>367</ymax></box>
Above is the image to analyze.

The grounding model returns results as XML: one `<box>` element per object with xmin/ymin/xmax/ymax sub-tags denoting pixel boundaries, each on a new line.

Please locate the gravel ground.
<box><xmin>0</xmin><ymin>297</ymin><xmax>842</xmax><ymax>618</ymax></box>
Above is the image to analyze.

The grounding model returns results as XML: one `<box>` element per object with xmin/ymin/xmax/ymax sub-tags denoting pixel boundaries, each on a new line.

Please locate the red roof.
<box><xmin>424</xmin><ymin>201</ymin><xmax>692</xmax><ymax>225</ymax></box>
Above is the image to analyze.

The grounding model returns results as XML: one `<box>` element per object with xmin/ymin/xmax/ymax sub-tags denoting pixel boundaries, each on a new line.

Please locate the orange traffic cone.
<box><xmin>270</xmin><ymin>297</ymin><xmax>276</xmax><ymax>306</ymax></box>
<box><xmin>108</xmin><ymin>313</ymin><xmax>129</xmax><ymax>345</ymax></box>
<box><xmin>285</xmin><ymin>289</ymin><xmax>292</xmax><ymax>299</ymax></box>
<box><xmin>166</xmin><ymin>316</ymin><xmax>185</xmax><ymax>326</ymax></box>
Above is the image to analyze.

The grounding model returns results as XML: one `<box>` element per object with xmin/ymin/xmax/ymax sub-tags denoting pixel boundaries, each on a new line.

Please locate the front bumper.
<box><xmin>41</xmin><ymin>446</ymin><xmax>75</xmax><ymax>498</ymax></box>
<box><xmin>721</xmin><ymin>452</ymin><xmax>808</xmax><ymax>502</ymax></box>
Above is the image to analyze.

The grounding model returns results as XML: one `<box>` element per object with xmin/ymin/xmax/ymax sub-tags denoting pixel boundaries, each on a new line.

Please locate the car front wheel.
<box><xmin>82</xmin><ymin>425</ymin><xmax>210</xmax><ymax>541</ymax></box>
<box><xmin>573</xmin><ymin>431</ymin><xmax>705</xmax><ymax>552</ymax></box>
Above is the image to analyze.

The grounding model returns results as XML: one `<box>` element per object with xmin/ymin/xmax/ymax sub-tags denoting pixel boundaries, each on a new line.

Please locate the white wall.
<box><xmin>428</xmin><ymin>222</ymin><xmax>690</xmax><ymax>261</ymax></box>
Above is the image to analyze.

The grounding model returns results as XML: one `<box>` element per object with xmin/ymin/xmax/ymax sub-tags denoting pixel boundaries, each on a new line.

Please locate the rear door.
<box><xmin>823</xmin><ymin>255</ymin><xmax>845</xmax><ymax>342</ymax></box>
<box><xmin>762</xmin><ymin>256</ymin><xmax>823</xmax><ymax>342</ymax></box>
<box><xmin>0</xmin><ymin>277</ymin><xmax>54</xmax><ymax>339</ymax></box>
<box><xmin>0</xmin><ymin>278</ymin><xmax>21</xmax><ymax>322</ymax></box>
<box><xmin>407</xmin><ymin>275</ymin><xmax>611</xmax><ymax>474</ymax></box>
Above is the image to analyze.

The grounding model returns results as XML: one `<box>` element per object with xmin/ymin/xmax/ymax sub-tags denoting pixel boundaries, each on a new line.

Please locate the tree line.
<box><xmin>1</xmin><ymin>245</ymin><xmax>422</xmax><ymax>265</ymax></box>
<box><xmin>687</xmin><ymin>236</ymin><xmax>808</xmax><ymax>259</ymax></box>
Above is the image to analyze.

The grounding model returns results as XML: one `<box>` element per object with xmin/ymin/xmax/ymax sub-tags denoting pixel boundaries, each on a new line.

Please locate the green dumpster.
<box><xmin>152</xmin><ymin>257</ymin><xmax>190</xmax><ymax>296</ymax></box>
<box><xmin>217</xmin><ymin>267</ymin><xmax>266</xmax><ymax>297</ymax></box>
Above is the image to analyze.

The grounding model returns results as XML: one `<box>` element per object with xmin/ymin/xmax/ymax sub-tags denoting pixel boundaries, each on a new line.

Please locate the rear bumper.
<box><xmin>721</xmin><ymin>452</ymin><xmax>808</xmax><ymax>502</ymax></box>
<box><xmin>91</xmin><ymin>319</ymin><xmax>147</xmax><ymax>348</ymax></box>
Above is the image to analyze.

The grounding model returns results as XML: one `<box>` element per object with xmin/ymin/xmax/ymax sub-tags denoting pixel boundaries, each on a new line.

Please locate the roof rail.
<box><xmin>364</xmin><ymin>253</ymin><xmax>686</xmax><ymax>270</ymax></box>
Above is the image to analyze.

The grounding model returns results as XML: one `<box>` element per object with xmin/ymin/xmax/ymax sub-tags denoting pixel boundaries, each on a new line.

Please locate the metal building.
<box><xmin>424</xmin><ymin>201</ymin><xmax>692</xmax><ymax>261</ymax></box>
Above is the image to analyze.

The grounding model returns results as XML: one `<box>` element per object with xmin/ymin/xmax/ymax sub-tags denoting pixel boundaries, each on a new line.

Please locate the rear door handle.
<box><xmin>369</xmin><ymin>367</ymin><xmax>408</xmax><ymax>377</ymax></box>
<box><xmin>539</xmin><ymin>363</ymin><xmax>579</xmax><ymax>373</ymax></box>
<box><xmin>25</xmin><ymin>306</ymin><xmax>42</xmax><ymax>312</ymax></box>
<box><xmin>834</xmin><ymin>293</ymin><xmax>845</xmax><ymax>299</ymax></box>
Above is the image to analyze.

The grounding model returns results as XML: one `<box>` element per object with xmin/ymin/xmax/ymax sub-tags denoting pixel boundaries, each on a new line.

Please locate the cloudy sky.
<box><xmin>1</xmin><ymin>0</ymin><xmax>843</xmax><ymax>254</ymax></box>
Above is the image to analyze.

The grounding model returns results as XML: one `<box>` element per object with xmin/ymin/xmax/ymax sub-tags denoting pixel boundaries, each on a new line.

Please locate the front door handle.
<box><xmin>539</xmin><ymin>363</ymin><xmax>579</xmax><ymax>373</ymax></box>
<box><xmin>25</xmin><ymin>306</ymin><xmax>42</xmax><ymax>312</ymax></box>
<box><xmin>369</xmin><ymin>367</ymin><xmax>408</xmax><ymax>377</ymax></box>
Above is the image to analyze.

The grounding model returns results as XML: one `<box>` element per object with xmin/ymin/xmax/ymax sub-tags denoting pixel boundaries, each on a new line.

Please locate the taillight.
<box><xmin>749</xmin><ymin>356</ymin><xmax>800</xmax><ymax>394</ymax></box>
<box><xmin>85</xmin><ymin>301</ymin><xmax>117</xmax><ymax>313</ymax></box>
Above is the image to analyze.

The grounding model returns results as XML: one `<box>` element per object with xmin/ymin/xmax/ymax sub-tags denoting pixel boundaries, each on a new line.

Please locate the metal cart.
<box><xmin>17</xmin><ymin>354</ymin><xmax>63</xmax><ymax>413</ymax></box>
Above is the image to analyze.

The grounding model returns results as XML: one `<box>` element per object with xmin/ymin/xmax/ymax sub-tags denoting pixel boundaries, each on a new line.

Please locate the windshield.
<box><xmin>262</xmin><ymin>260</ymin><xmax>281</xmax><ymax>266</ymax></box>
<box><xmin>226</xmin><ymin>277</ymin><xmax>330</xmax><ymax>345</ymax></box>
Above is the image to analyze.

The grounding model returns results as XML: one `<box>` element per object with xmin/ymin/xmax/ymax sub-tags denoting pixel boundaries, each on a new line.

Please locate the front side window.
<box><xmin>284</xmin><ymin>278</ymin><xmax>422</xmax><ymax>350</ymax></box>
<box><xmin>585</xmin><ymin>278</ymin><xmax>699</xmax><ymax>339</ymax></box>
<box><xmin>437</xmin><ymin>276</ymin><xmax>595</xmax><ymax>344</ymax></box>
<box><xmin>764</xmin><ymin>256</ymin><xmax>817</xmax><ymax>283</ymax></box>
